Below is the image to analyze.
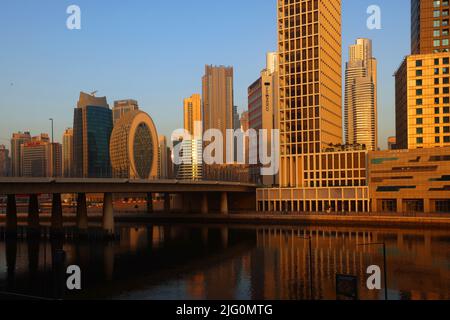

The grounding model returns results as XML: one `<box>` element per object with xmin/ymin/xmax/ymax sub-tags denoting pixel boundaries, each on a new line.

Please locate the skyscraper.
<box><xmin>73</xmin><ymin>92</ymin><xmax>113</xmax><ymax>178</ymax></box>
<box><xmin>113</xmin><ymin>99</ymin><xmax>139</xmax><ymax>124</ymax></box>
<box><xmin>62</xmin><ymin>128</ymin><xmax>73</xmax><ymax>177</ymax></box>
<box><xmin>345</xmin><ymin>38</ymin><xmax>378</xmax><ymax>151</ymax></box>
<box><xmin>0</xmin><ymin>145</ymin><xmax>11</xmax><ymax>177</ymax></box>
<box><xmin>202</xmin><ymin>65</ymin><xmax>234</xmax><ymax>163</ymax></box>
<box><xmin>258</xmin><ymin>0</ymin><xmax>370</xmax><ymax>213</ymax></box>
<box><xmin>411</xmin><ymin>0</ymin><xmax>450</xmax><ymax>55</ymax></box>
<box><xmin>178</xmin><ymin>95</ymin><xmax>203</xmax><ymax>180</ymax></box>
<box><xmin>396</xmin><ymin>0</ymin><xmax>450</xmax><ymax>149</ymax></box>
<box><xmin>158</xmin><ymin>135</ymin><xmax>169</xmax><ymax>179</ymax></box>
<box><xmin>248</xmin><ymin>52</ymin><xmax>279</xmax><ymax>186</ymax></box>
<box><xmin>10</xmin><ymin>131</ymin><xmax>31</xmax><ymax>177</ymax></box>
<box><xmin>183</xmin><ymin>94</ymin><xmax>202</xmax><ymax>136</ymax></box>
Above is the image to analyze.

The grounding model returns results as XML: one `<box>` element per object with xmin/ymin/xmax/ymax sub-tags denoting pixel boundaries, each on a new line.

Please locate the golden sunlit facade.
<box><xmin>257</xmin><ymin>0</ymin><xmax>370</xmax><ymax>213</ymax></box>
<box><xmin>183</xmin><ymin>94</ymin><xmax>202</xmax><ymax>136</ymax></box>
<box><xmin>395</xmin><ymin>53</ymin><xmax>450</xmax><ymax>149</ymax></box>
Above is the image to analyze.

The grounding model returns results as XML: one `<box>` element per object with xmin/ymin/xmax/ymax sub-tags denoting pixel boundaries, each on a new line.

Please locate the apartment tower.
<box><xmin>345</xmin><ymin>38</ymin><xmax>378</xmax><ymax>151</ymax></box>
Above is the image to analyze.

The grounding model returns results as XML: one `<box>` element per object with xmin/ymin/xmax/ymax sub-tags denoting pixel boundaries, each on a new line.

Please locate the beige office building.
<box><xmin>345</xmin><ymin>38</ymin><xmax>378</xmax><ymax>151</ymax></box>
<box><xmin>395</xmin><ymin>53</ymin><xmax>450</xmax><ymax>149</ymax></box>
<box><xmin>248</xmin><ymin>52</ymin><xmax>279</xmax><ymax>186</ymax></box>
<box><xmin>257</xmin><ymin>0</ymin><xmax>370</xmax><ymax>213</ymax></box>
<box><xmin>113</xmin><ymin>99</ymin><xmax>139</xmax><ymax>124</ymax></box>
<box><xmin>202</xmin><ymin>65</ymin><xmax>234</xmax><ymax>163</ymax></box>
<box><xmin>369</xmin><ymin>147</ymin><xmax>450</xmax><ymax>213</ymax></box>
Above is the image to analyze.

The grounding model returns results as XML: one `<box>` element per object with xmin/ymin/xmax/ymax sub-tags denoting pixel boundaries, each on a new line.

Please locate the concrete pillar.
<box><xmin>51</xmin><ymin>193</ymin><xmax>63</xmax><ymax>234</ymax></box>
<box><xmin>76</xmin><ymin>193</ymin><xmax>88</xmax><ymax>231</ymax></box>
<box><xmin>102</xmin><ymin>193</ymin><xmax>114</xmax><ymax>235</ymax></box>
<box><xmin>6</xmin><ymin>195</ymin><xmax>18</xmax><ymax>235</ymax></box>
<box><xmin>147</xmin><ymin>193</ymin><xmax>153</xmax><ymax>214</ymax></box>
<box><xmin>396</xmin><ymin>198</ymin><xmax>403</xmax><ymax>214</ymax></box>
<box><xmin>201</xmin><ymin>193</ymin><xmax>209</xmax><ymax>214</ymax></box>
<box><xmin>424</xmin><ymin>199</ymin><xmax>431</xmax><ymax>214</ymax></box>
<box><xmin>220</xmin><ymin>192</ymin><xmax>229</xmax><ymax>215</ymax></box>
<box><xmin>28</xmin><ymin>194</ymin><xmax>40</xmax><ymax>233</ymax></box>
<box><xmin>164</xmin><ymin>193</ymin><xmax>171</xmax><ymax>212</ymax></box>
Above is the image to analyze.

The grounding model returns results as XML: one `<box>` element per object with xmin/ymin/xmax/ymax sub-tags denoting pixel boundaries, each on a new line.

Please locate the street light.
<box><xmin>357</xmin><ymin>242</ymin><xmax>388</xmax><ymax>300</ymax></box>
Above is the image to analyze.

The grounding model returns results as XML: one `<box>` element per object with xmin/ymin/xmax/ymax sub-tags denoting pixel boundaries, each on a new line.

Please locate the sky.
<box><xmin>0</xmin><ymin>0</ymin><xmax>410</xmax><ymax>150</ymax></box>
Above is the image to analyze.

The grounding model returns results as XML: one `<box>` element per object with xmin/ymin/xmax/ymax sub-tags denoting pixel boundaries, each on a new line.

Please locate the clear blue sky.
<box><xmin>0</xmin><ymin>0</ymin><xmax>410</xmax><ymax>149</ymax></box>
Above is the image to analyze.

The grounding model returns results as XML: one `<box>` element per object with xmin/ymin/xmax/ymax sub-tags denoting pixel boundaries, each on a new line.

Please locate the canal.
<box><xmin>0</xmin><ymin>223</ymin><xmax>449</xmax><ymax>300</ymax></box>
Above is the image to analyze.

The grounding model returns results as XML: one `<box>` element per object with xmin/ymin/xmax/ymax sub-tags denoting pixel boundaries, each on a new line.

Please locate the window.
<box><xmin>444</xmin><ymin>67</ymin><xmax>449</xmax><ymax>74</ymax></box>
<box><xmin>417</xmin><ymin>108</ymin><xmax>423</xmax><ymax>115</ymax></box>
<box><xmin>417</xmin><ymin>137</ymin><xmax>424</xmax><ymax>144</ymax></box>
<box><xmin>434</xmin><ymin>10</ymin><xmax>441</xmax><ymax>18</ymax></box>
<box><xmin>417</xmin><ymin>127</ymin><xmax>423</xmax><ymax>134</ymax></box>
<box><xmin>445</xmin><ymin>57</ymin><xmax>450</xmax><ymax>64</ymax></box>
<box><xmin>417</xmin><ymin>118</ymin><xmax>423</xmax><ymax>125</ymax></box>
<box><xmin>434</xmin><ymin>0</ymin><xmax>441</xmax><ymax>7</ymax></box>
<box><xmin>436</xmin><ymin>88</ymin><xmax>440</xmax><ymax>94</ymax></box>
<box><xmin>444</xmin><ymin>126</ymin><xmax>450</xmax><ymax>133</ymax></box>
<box><xmin>444</xmin><ymin>116</ymin><xmax>450</xmax><ymax>123</ymax></box>
<box><xmin>435</xmin><ymin>68</ymin><xmax>440</xmax><ymax>75</ymax></box>
<box><xmin>444</xmin><ymin>87</ymin><xmax>450</xmax><ymax>93</ymax></box>
<box><xmin>434</xmin><ymin>20</ymin><xmax>441</xmax><ymax>27</ymax></box>
<box><xmin>436</xmin><ymin>127</ymin><xmax>441</xmax><ymax>134</ymax></box>
<box><xmin>416</xmin><ymin>70</ymin><xmax>423</xmax><ymax>76</ymax></box>
<box><xmin>416</xmin><ymin>60</ymin><xmax>422</xmax><ymax>67</ymax></box>
<box><xmin>417</xmin><ymin>79</ymin><xmax>423</xmax><ymax>86</ymax></box>
<box><xmin>416</xmin><ymin>89</ymin><xmax>423</xmax><ymax>95</ymax></box>
<box><xmin>444</xmin><ymin>106</ymin><xmax>450</xmax><ymax>113</ymax></box>
<box><xmin>436</xmin><ymin>107</ymin><xmax>441</xmax><ymax>114</ymax></box>
<box><xmin>445</xmin><ymin>136</ymin><xmax>450</xmax><ymax>143</ymax></box>
<box><xmin>436</xmin><ymin>117</ymin><xmax>441</xmax><ymax>124</ymax></box>
<box><xmin>417</xmin><ymin>99</ymin><xmax>423</xmax><ymax>105</ymax></box>
<box><xmin>444</xmin><ymin>39</ymin><xmax>450</xmax><ymax>46</ymax></box>
<box><xmin>434</xmin><ymin>40</ymin><xmax>441</xmax><ymax>47</ymax></box>
<box><xmin>434</xmin><ymin>30</ymin><xmax>441</xmax><ymax>37</ymax></box>
<box><xmin>435</xmin><ymin>58</ymin><xmax>440</xmax><ymax>65</ymax></box>
<box><xmin>435</xmin><ymin>78</ymin><xmax>441</xmax><ymax>85</ymax></box>
<box><xmin>444</xmin><ymin>77</ymin><xmax>450</xmax><ymax>84</ymax></box>
<box><xmin>444</xmin><ymin>29</ymin><xmax>450</xmax><ymax>36</ymax></box>
<box><xmin>436</xmin><ymin>136</ymin><xmax>441</xmax><ymax>143</ymax></box>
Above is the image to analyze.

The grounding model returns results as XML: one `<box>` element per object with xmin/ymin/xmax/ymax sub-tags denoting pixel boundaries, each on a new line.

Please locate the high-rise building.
<box><xmin>183</xmin><ymin>94</ymin><xmax>202</xmax><ymax>136</ymax></box>
<box><xmin>248</xmin><ymin>52</ymin><xmax>279</xmax><ymax>186</ymax></box>
<box><xmin>10</xmin><ymin>131</ymin><xmax>31</xmax><ymax>177</ymax></box>
<box><xmin>411</xmin><ymin>0</ymin><xmax>450</xmax><ymax>55</ymax></box>
<box><xmin>258</xmin><ymin>0</ymin><xmax>370</xmax><ymax>213</ymax></box>
<box><xmin>345</xmin><ymin>38</ymin><xmax>378</xmax><ymax>151</ymax></box>
<box><xmin>202</xmin><ymin>65</ymin><xmax>234</xmax><ymax>163</ymax></box>
<box><xmin>20</xmin><ymin>135</ymin><xmax>61</xmax><ymax>178</ymax></box>
<box><xmin>62</xmin><ymin>128</ymin><xmax>73</xmax><ymax>177</ymax></box>
<box><xmin>395</xmin><ymin>53</ymin><xmax>450</xmax><ymax>149</ymax></box>
<box><xmin>0</xmin><ymin>145</ymin><xmax>11</xmax><ymax>177</ymax></box>
<box><xmin>396</xmin><ymin>0</ymin><xmax>450</xmax><ymax>149</ymax></box>
<box><xmin>73</xmin><ymin>92</ymin><xmax>113</xmax><ymax>178</ymax></box>
<box><xmin>110</xmin><ymin>110</ymin><xmax>159</xmax><ymax>179</ymax></box>
<box><xmin>158</xmin><ymin>135</ymin><xmax>170</xmax><ymax>179</ymax></box>
<box><xmin>113</xmin><ymin>99</ymin><xmax>139</xmax><ymax>124</ymax></box>
<box><xmin>180</xmin><ymin>94</ymin><xmax>203</xmax><ymax>180</ymax></box>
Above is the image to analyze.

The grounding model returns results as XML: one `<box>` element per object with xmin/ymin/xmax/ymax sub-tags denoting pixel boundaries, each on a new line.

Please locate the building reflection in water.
<box><xmin>0</xmin><ymin>225</ymin><xmax>448</xmax><ymax>300</ymax></box>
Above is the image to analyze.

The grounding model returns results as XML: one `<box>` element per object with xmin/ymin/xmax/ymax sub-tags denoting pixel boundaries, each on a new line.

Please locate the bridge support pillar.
<box><xmin>220</xmin><ymin>192</ymin><xmax>229</xmax><ymax>215</ymax></box>
<box><xmin>76</xmin><ymin>193</ymin><xmax>88</xmax><ymax>232</ymax></box>
<box><xmin>51</xmin><ymin>193</ymin><xmax>63</xmax><ymax>235</ymax></box>
<box><xmin>102</xmin><ymin>193</ymin><xmax>114</xmax><ymax>236</ymax></box>
<box><xmin>201</xmin><ymin>193</ymin><xmax>209</xmax><ymax>214</ymax></box>
<box><xmin>28</xmin><ymin>194</ymin><xmax>40</xmax><ymax>236</ymax></box>
<box><xmin>147</xmin><ymin>193</ymin><xmax>153</xmax><ymax>214</ymax></box>
<box><xmin>6</xmin><ymin>195</ymin><xmax>18</xmax><ymax>236</ymax></box>
<box><xmin>164</xmin><ymin>193</ymin><xmax>171</xmax><ymax>212</ymax></box>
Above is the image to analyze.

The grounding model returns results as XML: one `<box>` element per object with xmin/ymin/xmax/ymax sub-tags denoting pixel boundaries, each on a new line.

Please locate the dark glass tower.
<box><xmin>73</xmin><ymin>92</ymin><xmax>113</xmax><ymax>178</ymax></box>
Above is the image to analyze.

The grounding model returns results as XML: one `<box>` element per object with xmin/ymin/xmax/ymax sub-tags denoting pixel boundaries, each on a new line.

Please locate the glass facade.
<box><xmin>133</xmin><ymin>123</ymin><xmax>153</xmax><ymax>179</ymax></box>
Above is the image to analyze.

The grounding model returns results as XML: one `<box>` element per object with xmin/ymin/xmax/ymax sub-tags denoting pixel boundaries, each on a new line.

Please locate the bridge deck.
<box><xmin>0</xmin><ymin>178</ymin><xmax>257</xmax><ymax>194</ymax></box>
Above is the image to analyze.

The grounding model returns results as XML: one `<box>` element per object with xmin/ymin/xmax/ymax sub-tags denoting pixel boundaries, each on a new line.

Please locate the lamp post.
<box><xmin>358</xmin><ymin>242</ymin><xmax>388</xmax><ymax>300</ymax></box>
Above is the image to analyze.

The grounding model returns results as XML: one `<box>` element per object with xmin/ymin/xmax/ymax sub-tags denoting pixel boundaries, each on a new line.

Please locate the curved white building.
<box><xmin>110</xmin><ymin>110</ymin><xmax>159</xmax><ymax>179</ymax></box>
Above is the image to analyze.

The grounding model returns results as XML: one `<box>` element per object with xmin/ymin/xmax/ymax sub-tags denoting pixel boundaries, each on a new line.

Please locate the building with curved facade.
<box><xmin>110</xmin><ymin>110</ymin><xmax>159</xmax><ymax>180</ymax></box>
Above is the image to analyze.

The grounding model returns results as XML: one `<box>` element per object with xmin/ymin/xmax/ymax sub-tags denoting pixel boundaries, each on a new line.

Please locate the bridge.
<box><xmin>0</xmin><ymin>178</ymin><xmax>257</xmax><ymax>237</ymax></box>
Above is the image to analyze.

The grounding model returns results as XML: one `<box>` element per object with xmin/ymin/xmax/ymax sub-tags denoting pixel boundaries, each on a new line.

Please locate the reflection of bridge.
<box><xmin>0</xmin><ymin>178</ymin><xmax>257</xmax><ymax>236</ymax></box>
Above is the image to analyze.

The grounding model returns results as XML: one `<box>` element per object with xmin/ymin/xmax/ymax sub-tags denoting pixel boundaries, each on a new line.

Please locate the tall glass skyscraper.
<box><xmin>73</xmin><ymin>92</ymin><xmax>113</xmax><ymax>178</ymax></box>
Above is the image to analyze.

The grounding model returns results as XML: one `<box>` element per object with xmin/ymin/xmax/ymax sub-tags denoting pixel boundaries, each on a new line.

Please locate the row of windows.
<box><xmin>416</xmin><ymin>117</ymin><xmax>450</xmax><ymax>124</ymax></box>
<box><xmin>416</xmin><ymin>136</ymin><xmax>450</xmax><ymax>144</ymax></box>
<box><xmin>416</xmin><ymin>97</ymin><xmax>450</xmax><ymax>105</ymax></box>
<box><xmin>415</xmin><ymin>67</ymin><xmax>449</xmax><ymax>76</ymax></box>
<box><xmin>434</xmin><ymin>0</ymin><xmax>449</xmax><ymax>8</ymax></box>
<box><xmin>416</xmin><ymin>126</ymin><xmax>450</xmax><ymax>134</ymax></box>
<box><xmin>415</xmin><ymin>106</ymin><xmax>450</xmax><ymax>114</ymax></box>
<box><xmin>415</xmin><ymin>57</ymin><xmax>449</xmax><ymax>66</ymax></box>
<box><xmin>416</xmin><ymin>77</ymin><xmax>450</xmax><ymax>86</ymax></box>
